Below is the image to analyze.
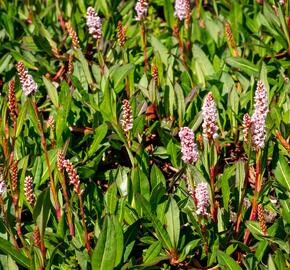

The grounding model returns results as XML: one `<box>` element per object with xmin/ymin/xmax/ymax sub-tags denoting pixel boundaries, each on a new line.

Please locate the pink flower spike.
<box><xmin>86</xmin><ymin>7</ymin><xmax>102</xmax><ymax>40</ymax></box>
<box><xmin>135</xmin><ymin>0</ymin><xmax>148</xmax><ymax>21</ymax></box>
<box><xmin>195</xmin><ymin>182</ymin><xmax>210</xmax><ymax>216</ymax></box>
<box><xmin>174</xmin><ymin>0</ymin><xmax>187</xmax><ymax>20</ymax></box>
<box><xmin>251</xmin><ymin>80</ymin><xmax>268</xmax><ymax>149</ymax></box>
<box><xmin>202</xmin><ymin>92</ymin><xmax>218</xmax><ymax>141</ymax></box>
<box><xmin>179</xmin><ymin>127</ymin><xmax>199</xmax><ymax>164</ymax></box>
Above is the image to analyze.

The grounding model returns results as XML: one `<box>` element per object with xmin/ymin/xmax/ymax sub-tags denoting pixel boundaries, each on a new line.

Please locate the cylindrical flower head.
<box><xmin>86</xmin><ymin>7</ymin><xmax>102</xmax><ymax>40</ymax></box>
<box><xmin>57</xmin><ymin>150</ymin><xmax>65</xmax><ymax>172</ymax></box>
<box><xmin>117</xmin><ymin>21</ymin><xmax>126</xmax><ymax>47</ymax></box>
<box><xmin>202</xmin><ymin>92</ymin><xmax>218</xmax><ymax>141</ymax></box>
<box><xmin>8</xmin><ymin>80</ymin><xmax>17</xmax><ymax>120</ymax></box>
<box><xmin>135</xmin><ymin>0</ymin><xmax>148</xmax><ymax>21</ymax></box>
<box><xmin>66</xmin><ymin>23</ymin><xmax>80</xmax><ymax>49</ymax></box>
<box><xmin>179</xmin><ymin>127</ymin><xmax>199</xmax><ymax>164</ymax></box>
<box><xmin>11</xmin><ymin>160</ymin><xmax>18</xmax><ymax>193</ymax></box>
<box><xmin>24</xmin><ymin>176</ymin><xmax>35</xmax><ymax>207</ymax></box>
<box><xmin>48</xmin><ymin>115</ymin><xmax>55</xmax><ymax>130</ymax></box>
<box><xmin>0</xmin><ymin>175</ymin><xmax>6</xmax><ymax>195</ymax></box>
<box><xmin>63</xmin><ymin>159</ymin><xmax>81</xmax><ymax>195</ymax></box>
<box><xmin>120</xmin><ymin>99</ymin><xmax>133</xmax><ymax>132</ymax></box>
<box><xmin>251</xmin><ymin>80</ymin><xmax>268</xmax><ymax>149</ymax></box>
<box><xmin>195</xmin><ymin>182</ymin><xmax>209</xmax><ymax>216</ymax></box>
<box><xmin>16</xmin><ymin>62</ymin><xmax>38</xmax><ymax>96</ymax></box>
<box><xmin>174</xmin><ymin>0</ymin><xmax>187</xmax><ymax>20</ymax></box>
<box><xmin>243</xmin><ymin>113</ymin><xmax>251</xmax><ymax>143</ymax></box>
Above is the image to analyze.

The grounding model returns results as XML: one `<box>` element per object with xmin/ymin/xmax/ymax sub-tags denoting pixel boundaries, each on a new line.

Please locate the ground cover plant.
<box><xmin>0</xmin><ymin>0</ymin><xmax>289</xmax><ymax>269</ymax></box>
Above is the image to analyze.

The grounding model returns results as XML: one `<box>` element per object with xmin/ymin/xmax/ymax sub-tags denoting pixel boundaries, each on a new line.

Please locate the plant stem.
<box><xmin>32</xmin><ymin>97</ymin><xmax>61</xmax><ymax>221</ymax></box>
<box><xmin>243</xmin><ymin>149</ymin><xmax>261</xmax><ymax>245</ymax></box>
<box><xmin>59</xmin><ymin>171</ymin><xmax>74</xmax><ymax>236</ymax></box>
<box><xmin>210</xmin><ymin>165</ymin><xmax>217</xmax><ymax>222</ymax></box>
<box><xmin>78</xmin><ymin>193</ymin><xmax>91</xmax><ymax>255</ymax></box>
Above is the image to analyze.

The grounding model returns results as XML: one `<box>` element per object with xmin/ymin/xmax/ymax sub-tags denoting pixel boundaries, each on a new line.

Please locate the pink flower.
<box><xmin>195</xmin><ymin>182</ymin><xmax>209</xmax><ymax>216</ymax></box>
<box><xmin>86</xmin><ymin>7</ymin><xmax>102</xmax><ymax>40</ymax></box>
<box><xmin>251</xmin><ymin>80</ymin><xmax>268</xmax><ymax>149</ymax></box>
<box><xmin>24</xmin><ymin>176</ymin><xmax>35</xmax><ymax>207</ymax></box>
<box><xmin>174</xmin><ymin>0</ymin><xmax>187</xmax><ymax>20</ymax></box>
<box><xmin>120</xmin><ymin>99</ymin><xmax>133</xmax><ymax>132</ymax></box>
<box><xmin>179</xmin><ymin>127</ymin><xmax>199</xmax><ymax>164</ymax></box>
<box><xmin>16</xmin><ymin>62</ymin><xmax>38</xmax><ymax>96</ymax></box>
<box><xmin>202</xmin><ymin>92</ymin><xmax>218</xmax><ymax>141</ymax></box>
<box><xmin>135</xmin><ymin>0</ymin><xmax>148</xmax><ymax>21</ymax></box>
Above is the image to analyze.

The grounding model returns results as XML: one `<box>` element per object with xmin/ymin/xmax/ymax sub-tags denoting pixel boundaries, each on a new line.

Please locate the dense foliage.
<box><xmin>0</xmin><ymin>0</ymin><xmax>289</xmax><ymax>269</ymax></box>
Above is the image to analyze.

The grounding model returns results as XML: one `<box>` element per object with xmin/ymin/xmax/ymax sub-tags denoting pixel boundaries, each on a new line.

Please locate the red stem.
<box><xmin>244</xmin><ymin>150</ymin><xmax>261</xmax><ymax>245</ymax></box>
<box><xmin>32</xmin><ymin>98</ymin><xmax>61</xmax><ymax>221</ymax></box>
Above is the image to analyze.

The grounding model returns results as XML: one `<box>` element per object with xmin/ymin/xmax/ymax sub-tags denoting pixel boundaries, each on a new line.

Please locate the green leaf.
<box><xmin>226</xmin><ymin>57</ymin><xmax>259</xmax><ymax>76</ymax></box>
<box><xmin>43</xmin><ymin>76</ymin><xmax>59</xmax><ymax>108</ymax></box>
<box><xmin>137</xmin><ymin>194</ymin><xmax>173</xmax><ymax>250</ymax></box>
<box><xmin>274</xmin><ymin>156</ymin><xmax>290</xmax><ymax>191</ymax></box>
<box><xmin>150</xmin><ymin>35</ymin><xmax>169</xmax><ymax>65</ymax></box>
<box><xmin>16</xmin><ymin>100</ymin><xmax>28</xmax><ymax>137</ymax></box>
<box><xmin>192</xmin><ymin>44</ymin><xmax>215</xmax><ymax>77</ymax></box>
<box><xmin>143</xmin><ymin>241</ymin><xmax>162</xmax><ymax>263</ymax></box>
<box><xmin>33</xmin><ymin>188</ymin><xmax>52</xmax><ymax>238</ymax></box>
<box><xmin>105</xmin><ymin>183</ymin><xmax>118</xmax><ymax>215</ymax></box>
<box><xmin>112</xmin><ymin>216</ymin><xmax>124</xmax><ymax>267</ymax></box>
<box><xmin>217</xmin><ymin>250</ymin><xmax>242</xmax><ymax>270</ymax></box>
<box><xmin>77</xmin><ymin>48</ymin><xmax>93</xmax><ymax>87</ymax></box>
<box><xmin>0</xmin><ymin>238</ymin><xmax>30</xmax><ymax>268</ymax></box>
<box><xmin>41</xmin><ymin>149</ymin><xmax>58</xmax><ymax>184</ymax></box>
<box><xmin>111</xmin><ymin>64</ymin><xmax>134</xmax><ymax>93</ymax></box>
<box><xmin>165</xmin><ymin>197</ymin><xmax>180</xmax><ymax>248</ymax></box>
<box><xmin>92</xmin><ymin>216</ymin><xmax>117</xmax><ymax>270</ymax></box>
<box><xmin>86</xmin><ymin>123</ymin><xmax>108</xmax><ymax>159</ymax></box>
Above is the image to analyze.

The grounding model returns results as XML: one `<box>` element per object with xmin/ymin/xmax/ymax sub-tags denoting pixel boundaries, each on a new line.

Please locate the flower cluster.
<box><xmin>66</xmin><ymin>23</ymin><xmax>80</xmax><ymax>49</ymax></box>
<box><xmin>86</xmin><ymin>7</ymin><xmax>102</xmax><ymax>40</ymax></box>
<box><xmin>174</xmin><ymin>0</ymin><xmax>187</xmax><ymax>20</ymax></box>
<box><xmin>16</xmin><ymin>62</ymin><xmax>38</xmax><ymax>96</ymax></box>
<box><xmin>8</xmin><ymin>80</ymin><xmax>17</xmax><ymax>120</ymax></box>
<box><xmin>57</xmin><ymin>150</ymin><xmax>65</xmax><ymax>172</ymax></box>
<box><xmin>24</xmin><ymin>176</ymin><xmax>35</xmax><ymax>207</ymax></box>
<box><xmin>135</xmin><ymin>0</ymin><xmax>148</xmax><ymax>21</ymax></box>
<box><xmin>120</xmin><ymin>99</ymin><xmax>133</xmax><ymax>132</ymax></box>
<box><xmin>63</xmin><ymin>159</ymin><xmax>81</xmax><ymax>195</ymax></box>
<box><xmin>117</xmin><ymin>20</ymin><xmax>126</xmax><ymax>47</ymax></box>
<box><xmin>242</xmin><ymin>113</ymin><xmax>251</xmax><ymax>143</ymax></box>
<box><xmin>195</xmin><ymin>182</ymin><xmax>210</xmax><ymax>216</ymax></box>
<box><xmin>202</xmin><ymin>92</ymin><xmax>218</xmax><ymax>141</ymax></box>
<box><xmin>151</xmin><ymin>63</ymin><xmax>158</xmax><ymax>85</ymax></box>
<box><xmin>179</xmin><ymin>127</ymin><xmax>199</xmax><ymax>164</ymax></box>
<box><xmin>251</xmin><ymin>80</ymin><xmax>268</xmax><ymax>149</ymax></box>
